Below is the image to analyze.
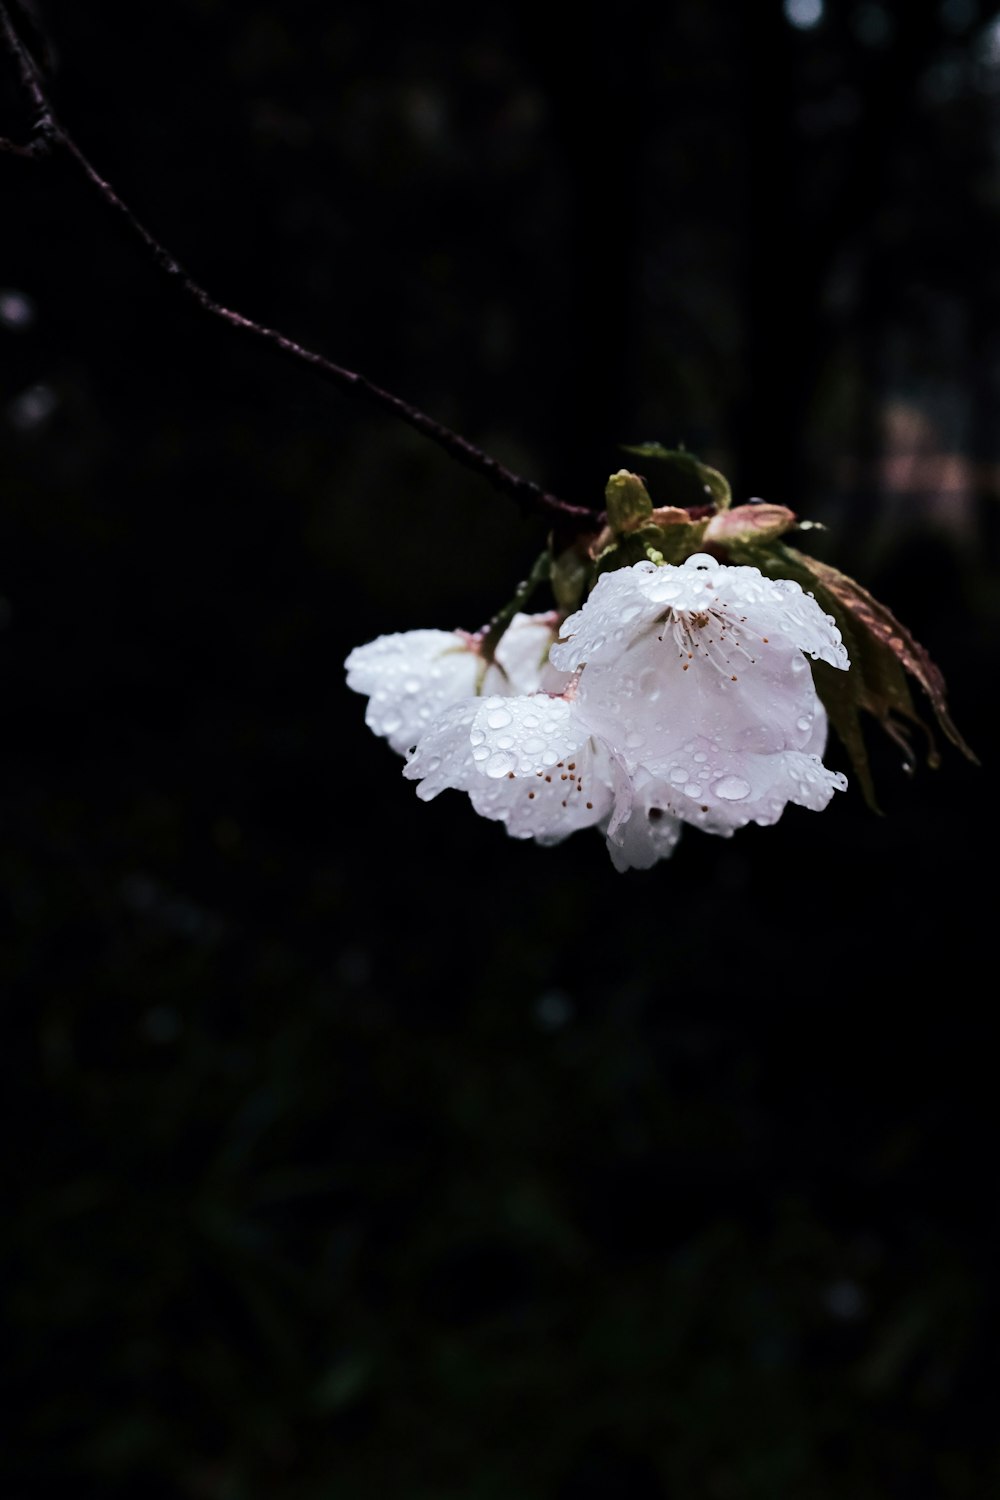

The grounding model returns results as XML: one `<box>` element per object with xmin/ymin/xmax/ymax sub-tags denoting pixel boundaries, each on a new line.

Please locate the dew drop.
<box><xmin>402</xmin><ymin>676</ymin><xmax>422</xmax><ymax>694</ymax></box>
<box><xmin>619</xmin><ymin>602</ymin><xmax>643</xmax><ymax>623</ymax></box>
<box><xmin>683</xmin><ymin>552</ymin><xmax>717</xmax><ymax>570</ymax></box>
<box><xmin>713</xmin><ymin>775</ymin><xmax>751</xmax><ymax>801</ymax></box>
<box><xmin>796</xmin><ymin>715</ymin><xmax>812</xmax><ymax>732</ymax></box>
<box><xmin>625</xmin><ymin>731</ymin><xmax>645</xmax><ymax>749</ymax></box>
<box><xmin>381</xmin><ymin>710</ymin><xmax>402</xmax><ymax>735</ymax></box>
<box><xmin>639</xmin><ymin>667</ymin><xmax>661</xmax><ymax>700</ymax></box>
<box><xmin>495</xmin><ymin>733</ymin><xmax>515</xmax><ymax>749</ymax></box>
<box><xmin>669</xmin><ymin>766</ymin><xmax>688</xmax><ymax>784</ymax></box>
<box><xmin>485</xmin><ymin>750</ymin><xmax>517</xmax><ymax>778</ymax></box>
<box><xmin>486</xmin><ymin>706</ymin><xmax>512</xmax><ymax>729</ymax></box>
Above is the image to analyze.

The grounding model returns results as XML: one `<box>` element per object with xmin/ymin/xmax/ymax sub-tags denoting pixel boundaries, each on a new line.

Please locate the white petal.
<box><xmin>550</xmin><ymin>562</ymin><xmax>663</xmax><ymax>671</ymax></box>
<box><xmin>576</xmin><ymin>632</ymin><xmax>826</xmax><ymax>767</ymax></box>
<box><xmin>487</xmin><ymin>612</ymin><xmax>569</xmax><ymax>695</ymax></box>
<box><xmin>469</xmin><ymin>693</ymin><xmax>588</xmax><ymax>778</ymax></box>
<box><xmin>640</xmin><ymin>738</ymin><xmax>847</xmax><ymax>834</ymax></box>
<box><xmin>470</xmin><ymin>738</ymin><xmax>614</xmax><ymax>843</ymax></box>
<box><xmin>403</xmin><ymin>696</ymin><xmax>612</xmax><ymax>843</ymax></box>
<box><xmin>604</xmin><ymin>768</ymin><xmax>684</xmax><ymax>872</ymax></box>
<box><xmin>551</xmin><ymin>558</ymin><xmax>849</xmax><ymax>676</ymax></box>
<box><xmin>345</xmin><ymin>630</ymin><xmax>480</xmax><ymax>754</ymax></box>
<box><xmin>401</xmin><ymin>700</ymin><xmax>481</xmax><ymax>800</ymax></box>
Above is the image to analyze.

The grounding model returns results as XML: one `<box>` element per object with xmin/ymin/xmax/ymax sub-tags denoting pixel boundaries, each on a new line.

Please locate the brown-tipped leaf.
<box><xmin>767</xmin><ymin>543</ymin><xmax>978</xmax><ymax>806</ymax></box>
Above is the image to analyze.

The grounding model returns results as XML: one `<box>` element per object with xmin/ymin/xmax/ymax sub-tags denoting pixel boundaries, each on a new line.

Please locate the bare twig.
<box><xmin>0</xmin><ymin>4</ymin><xmax>596</xmax><ymax>521</ymax></box>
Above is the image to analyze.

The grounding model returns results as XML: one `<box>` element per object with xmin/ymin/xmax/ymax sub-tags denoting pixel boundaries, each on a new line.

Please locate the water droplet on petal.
<box><xmin>669</xmin><ymin>766</ymin><xmax>688</xmax><ymax>784</ymax></box>
<box><xmin>472</xmin><ymin>745</ymin><xmax>490</xmax><ymax>763</ymax></box>
<box><xmin>639</xmin><ymin>667</ymin><xmax>661</xmax><ymax>700</ymax></box>
<box><xmin>381</xmin><ymin>710</ymin><xmax>402</xmax><ymax>735</ymax></box>
<box><xmin>683</xmin><ymin>553</ymin><xmax>717</xmax><ymax>570</ymax></box>
<box><xmin>713</xmin><ymin>775</ymin><xmax>751</xmax><ymax>801</ymax></box>
<box><xmin>486</xmin><ymin>706</ymin><xmax>512</xmax><ymax>729</ymax></box>
<box><xmin>485</xmin><ymin>750</ymin><xmax>517</xmax><ymax>778</ymax></box>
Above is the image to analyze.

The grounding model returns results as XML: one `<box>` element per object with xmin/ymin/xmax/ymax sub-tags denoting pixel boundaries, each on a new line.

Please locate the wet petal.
<box><xmin>469</xmin><ymin>693</ymin><xmax>588</xmax><ymax>778</ymax></box>
<box><xmin>605</xmin><ymin>768</ymin><xmax>684</xmax><ymax>872</ymax></box>
<box><xmin>345</xmin><ymin>630</ymin><xmax>479</xmax><ymax>754</ymax></box>
<box><xmin>487</xmin><ymin>612</ymin><xmax>569</xmax><ymax>695</ymax></box>
<box><xmin>403</xmin><ymin>696</ymin><xmax>612</xmax><ymax>843</ymax></box>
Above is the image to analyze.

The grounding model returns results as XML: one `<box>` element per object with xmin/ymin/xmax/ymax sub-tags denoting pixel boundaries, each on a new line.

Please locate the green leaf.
<box><xmin>620</xmin><ymin>443</ymin><xmax>732</xmax><ymax>512</ymax></box>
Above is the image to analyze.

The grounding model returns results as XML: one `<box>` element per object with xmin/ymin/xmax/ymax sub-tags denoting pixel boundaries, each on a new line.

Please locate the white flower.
<box><xmin>345</xmin><ymin>554</ymin><xmax>850</xmax><ymax>871</ymax></box>
<box><xmin>550</xmin><ymin>554</ymin><xmax>850</xmax><ymax>836</ymax></box>
<box><xmin>344</xmin><ymin>612</ymin><xmax>565</xmax><ymax>754</ymax></box>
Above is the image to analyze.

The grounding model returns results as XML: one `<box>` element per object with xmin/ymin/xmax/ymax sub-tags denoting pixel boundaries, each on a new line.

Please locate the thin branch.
<box><xmin>0</xmin><ymin>4</ymin><xmax>596</xmax><ymax>522</ymax></box>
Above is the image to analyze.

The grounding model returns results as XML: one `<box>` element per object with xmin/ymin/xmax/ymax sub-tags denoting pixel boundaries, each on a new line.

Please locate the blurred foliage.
<box><xmin>1</xmin><ymin>1</ymin><xmax>999</xmax><ymax>1496</ymax></box>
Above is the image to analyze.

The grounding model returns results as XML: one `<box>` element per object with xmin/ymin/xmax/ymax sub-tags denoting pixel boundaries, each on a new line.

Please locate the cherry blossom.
<box><xmin>549</xmin><ymin>555</ymin><xmax>850</xmax><ymax>836</ymax></box>
<box><xmin>345</xmin><ymin>554</ymin><xmax>851</xmax><ymax>870</ymax></box>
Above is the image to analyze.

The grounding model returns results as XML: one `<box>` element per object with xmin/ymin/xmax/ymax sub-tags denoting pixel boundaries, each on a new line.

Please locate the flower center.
<box><xmin>656</xmin><ymin>606</ymin><xmax>757</xmax><ymax>678</ymax></box>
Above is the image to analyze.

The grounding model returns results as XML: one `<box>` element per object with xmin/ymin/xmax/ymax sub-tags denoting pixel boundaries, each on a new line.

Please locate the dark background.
<box><xmin>2</xmin><ymin>2</ymin><xmax>998</xmax><ymax>1496</ymax></box>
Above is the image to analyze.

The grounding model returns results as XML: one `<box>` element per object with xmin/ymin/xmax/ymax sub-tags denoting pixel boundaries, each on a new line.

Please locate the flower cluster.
<box><xmin>345</xmin><ymin>555</ymin><xmax>851</xmax><ymax>870</ymax></box>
